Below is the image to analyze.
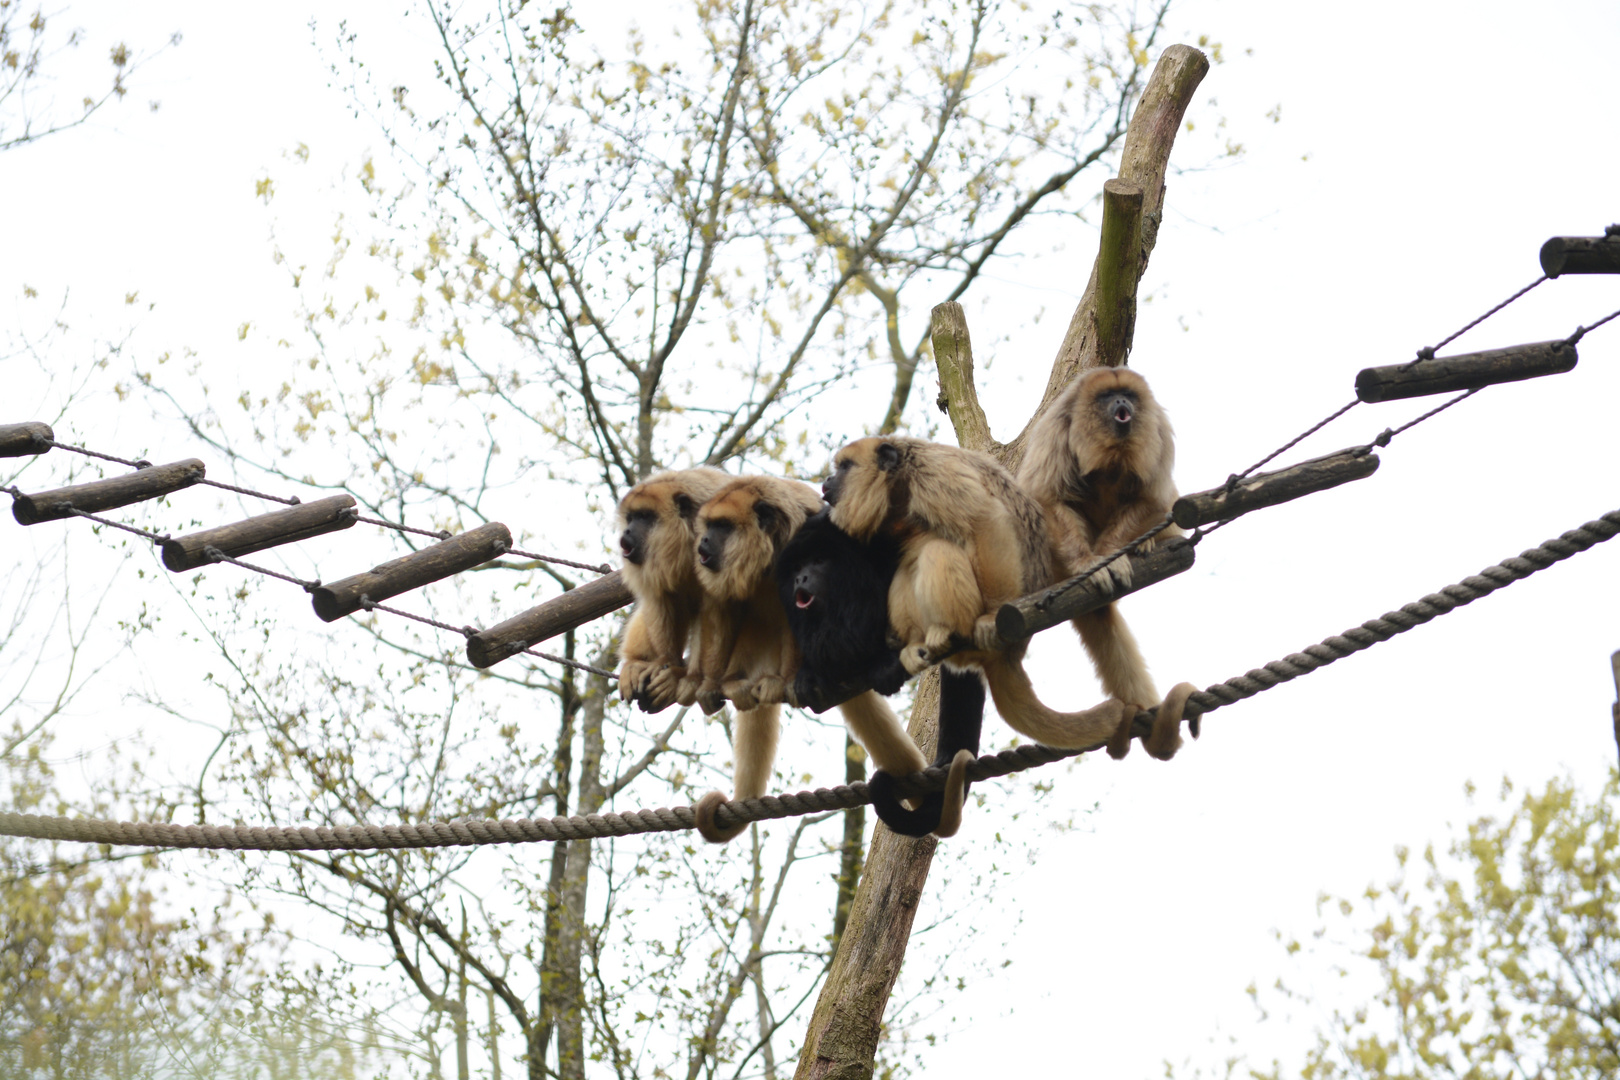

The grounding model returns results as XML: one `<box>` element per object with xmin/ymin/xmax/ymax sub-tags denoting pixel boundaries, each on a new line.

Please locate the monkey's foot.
<box><xmin>673</xmin><ymin>674</ymin><xmax>702</xmax><ymax>708</ymax></box>
<box><xmin>971</xmin><ymin>616</ymin><xmax>1003</xmax><ymax>652</ymax></box>
<box><xmin>1144</xmin><ymin>682</ymin><xmax>1198</xmax><ymax>761</ymax></box>
<box><xmin>693</xmin><ymin>791</ymin><xmax>747</xmax><ymax>844</ymax></box>
<box><xmin>923</xmin><ymin>624</ymin><xmax>956</xmax><ymax>657</ymax></box>
<box><xmin>696</xmin><ymin>680</ymin><xmax>727</xmax><ymax>716</ymax></box>
<box><xmin>900</xmin><ymin>644</ymin><xmax>936</xmax><ymax>676</ymax></box>
<box><xmin>723</xmin><ymin>678</ymin><xmax>760</xmax><ymax>712</ymax></box>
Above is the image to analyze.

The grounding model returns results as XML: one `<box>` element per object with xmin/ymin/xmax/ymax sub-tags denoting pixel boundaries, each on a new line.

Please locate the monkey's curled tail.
<box><xmin>694</xmin><ymin>704</ymin><xmax>781</xmax><ymax>844</ymax></box>
<box><xmin>1072</xmin><ymin>603</ymin><xmax>1158</xmax><ymax>707</ymax></box>
<box><xmin>869</xmin><ymin>668</ymin><xmax>986</xmax><ymax>838</ymax></box>
<box><xmin>977</xmin><ymin>654</ymin><xmax>1130</xmax><ymax>750</ymax></box>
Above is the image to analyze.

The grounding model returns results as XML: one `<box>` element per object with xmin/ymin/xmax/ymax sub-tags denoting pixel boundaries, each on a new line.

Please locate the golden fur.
<box><xmin>1019</xmin><ymin>366</ymin><xmax>1197</xmax><ymax>758</ymax></box>
<box><xmin>826</xmin><ymin>436</ymin><xmax>1130</xmax><ymax>750</ymax></box>
<box><xmin>615</xmin><ymin>467</ymin><xmax>731</xmax><ymax>710</ymax></box>
<box><xmin>689</xmin><ymin>474</ymin><xmax>931</xmax><ymax>843</ymax></box>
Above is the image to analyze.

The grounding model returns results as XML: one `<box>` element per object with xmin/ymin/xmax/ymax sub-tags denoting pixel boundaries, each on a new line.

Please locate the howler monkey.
<box><xmin>1018</xmin><ymin>366</ymin><xmax>1196</xmax><ymax>759</ymax></box>
<box><xmin>823</xmin><ymin>435</ymin><xmax>1137</xmax><ymax>751</ymax></box>
<box><xmin>615</xmin><ymin>467</ymin><xmax>730</xmax><ymax>711</ymax></box>
<box><xmin>775</xmin><ymin>510</ymin><xmax>982</xmax><ymax>837</ymax></box>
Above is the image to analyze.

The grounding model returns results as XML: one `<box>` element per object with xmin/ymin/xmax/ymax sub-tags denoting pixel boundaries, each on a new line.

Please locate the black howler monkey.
<box><xmin>775</xmin><ymin>510</ymin><xmax>982</xmax><ymax>837</ymax></box>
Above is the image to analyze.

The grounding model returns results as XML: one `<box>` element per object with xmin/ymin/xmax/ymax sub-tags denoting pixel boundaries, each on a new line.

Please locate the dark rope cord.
<box><xmin>507</xmin><ymin>546</ymin><xmax>613</xmax><ymax>576</ymax></box>
<box><xmin>355</xmin><ymin>514</ymin><xmax>453</xmax><ymax>542</ymax></box>
<box><xmin>7</xmin><ymin>506</ymin><xmax>1615</xmax><ymax>851</ymax></box>
<box><xmin>356</xmin><ymin>596</ymin><xmax>616</xmax><ymax>678</ymax></box>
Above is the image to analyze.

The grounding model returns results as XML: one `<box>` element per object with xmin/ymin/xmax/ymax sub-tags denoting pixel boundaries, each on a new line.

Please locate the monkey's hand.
<box><xmin>618</xmin><ymin>659</ymin><xmax>654</xmax><ymax>702</ymax></box>
<box><xmin>749</xmin><ymin>675</ymin><xmax>787</xmax><ymax>706</ymax></box>
<box><xmin>640</xmin><ymin>663</ymin><xmax>685</xmax><ymax>712</ymax></box>
<box><xmin>722</xmin><ymin>677</ymin><xmax>759</xmax><ymax>712</ymax></box>
<box><xmin>923</xmin><ymin>624</ymin><xmax>956</xmax><ymax>659</ymax></box>
<box><xmin>673</xmin><ymin>673</ymin><xmax>702</xmax><ymax>708</ymax></box>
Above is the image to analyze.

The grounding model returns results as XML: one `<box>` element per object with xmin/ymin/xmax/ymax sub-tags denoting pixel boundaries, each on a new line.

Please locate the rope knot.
<box><xmin>1373</xmin><ymin>429</ymin><xmax>1394</xmax><ymax>448</ymax></box>
<box><xmin>1415</xmin><ymin>346</ymin><xmax>1436</xmax><ymax>362</ymax></box>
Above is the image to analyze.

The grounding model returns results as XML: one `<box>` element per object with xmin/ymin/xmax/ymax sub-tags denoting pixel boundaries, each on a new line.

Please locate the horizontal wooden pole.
<box><xmin>1355</xmin><ymin>339</ymin><xmax>1577</xmax><ymax>403</ymax></box>
<box><xmin>995</xmin><ymin>537</ymin><xmax>1197</xmax><ymax>643</ymax></box>
<box><xmin>162</xmin><ymin>494</ymin><xmax>359</xmax><ymax>572</ymax></box>
<box><xmin>311</xmin><ymin>521</ymin><xmax>512</xmax><ymax>623</ymax></box>
<box><xmin>1540</xmin><ymin>235</ymin><xmax>1620</xmax><ymax>278</ymax></box>
<box><xmin>466</xmin><ymin>571</ymin><xmax>633</xmax><ymax>668</ymax></box>
<box><xmin>0</xmin><ymin>422</ymin><xmax>53</xmax><ymax>458</ymax></box>
<box><xmin>1172</xmin><ymin>447</ymin><xmax>1379</xmax><ymax>530</ymax></box>
<box><xmin>12</xmin><ymin>458</ymin><xmax>206</xmax><ymax>525</ymax></box>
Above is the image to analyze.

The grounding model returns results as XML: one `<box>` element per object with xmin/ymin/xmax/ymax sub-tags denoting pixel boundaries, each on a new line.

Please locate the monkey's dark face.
<box><xmin>1094</xmin><ymin>388</ymin><xmax>1140</xmax><ymax>440</ymax></box>
<box><xmin>823</xmin><ymin>442</ymin><xmax>899</xmax><ymax>506</ymax></box>
<box><xmin>791</xmin><ymin>560</ymin><xmax>828</xmax><ymax>611</ymax></box>
<box><xmin>619</xmin><ymin>509</ymin><xmax>656</xmax><ymax>565</ymax></box>
<box><xmin>696</xmin><ymin>520</ymin><xmax>734</xmax><ymax>572</ymax></box>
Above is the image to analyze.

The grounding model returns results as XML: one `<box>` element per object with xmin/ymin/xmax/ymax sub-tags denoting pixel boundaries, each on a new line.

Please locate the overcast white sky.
<box><xmin>4</xmin><ymin>0</ymin><xmax>1619</xmax><ymax>1076</ymax></box>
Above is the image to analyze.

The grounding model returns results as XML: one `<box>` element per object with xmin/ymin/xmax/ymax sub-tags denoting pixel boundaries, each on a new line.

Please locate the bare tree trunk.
<box><xmin>791</xmin><ymin>44</ymin><xmax>1209</xmax><ymax>1080</ymax></box>
<box><xmin>831</xmin><ymin>735</ymin><xmax>866</xmax><ymax>952</ymax></box>
<box><xmin>557</xmin><ymin>669</ymin><xmax>610</xmax><ymax>1080</ymax></box>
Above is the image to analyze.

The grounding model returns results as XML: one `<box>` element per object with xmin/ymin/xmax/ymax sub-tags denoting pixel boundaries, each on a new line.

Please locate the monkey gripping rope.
<box><xmin>3</xmin><ymin>507</ymin><xmax>1617</xmax><ymax>852</ymax></box>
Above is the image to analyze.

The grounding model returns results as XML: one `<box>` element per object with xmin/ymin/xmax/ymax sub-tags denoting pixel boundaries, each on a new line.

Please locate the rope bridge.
<box><xmin>1</xmin><ymin>229</ymin><xmax>1616</xmax><ymax>850</ymax></box>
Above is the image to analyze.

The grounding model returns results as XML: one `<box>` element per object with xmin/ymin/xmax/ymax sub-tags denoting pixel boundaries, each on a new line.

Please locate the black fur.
<box><xmin>866</xmin><ymin>667</ymin><xmax>985</xmax><ymax>837</ymax></box>
<box><xmin>776</xmin><ymin>510</ymin><xmax>909</xmax><ymax>701</ymax></box>
<box><xmin>775</xmin><ymin>510</ymin><xmax>983</xmax><ymax>837</ymax></box>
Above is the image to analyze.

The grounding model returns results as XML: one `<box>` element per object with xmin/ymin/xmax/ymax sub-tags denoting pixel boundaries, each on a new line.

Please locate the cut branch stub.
<box><xmin>930</xmin><ymin>301</ymin><xmax>996</xmax><ymax>452</ymax></box>
<box><xmin>12</xmin><ymin>458</ymin><xmax>206</xmax><ymax>525</ymax></box>
<box><xmin>995</xmin><ymin>537</ymin><xmax>1196</xmax><ymax>643</ymax></box>
<box><xmin>1355</xmin><ymin>340</ymin><xmax>1577</xmax><ymax>403</ymax></box>
<box><xmin>466</xmin><ymin>570</ymin><xmax>633</xmax><ymax>667</ymax></box>
<box><xmin>1172</xmin><ymin>448</ymin><xmax>1380</xmax><ymax>530</ymax></box>
<box><xmin>1540</xmin><ymin>235</ymin><xmax>1620</xmax><ymax>278</ymax></box>
<box><xmin>0</xmin><ymin>421</ymin><xmax>54</xmax><ymax>458</ymax></box>
<box><xmin>1094</xmin><ymin>179</ymin><xmax>1144</xmax><ymax>367</ymax></box>
<box><xmin>162</xmin><ymin>494</ymin><xmax>359</xmax><ymax>572</ymax></box>
<box><xmin>311</xmin><ymin>521</ymin><xmax>512</xmax><ymax>622</ymax></box>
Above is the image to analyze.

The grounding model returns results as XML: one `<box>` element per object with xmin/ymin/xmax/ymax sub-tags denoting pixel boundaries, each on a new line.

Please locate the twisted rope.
<box><xmin>6</xmin><ymin>507</ymin><xmax>1615</xmax><ymax>851</ymax></box>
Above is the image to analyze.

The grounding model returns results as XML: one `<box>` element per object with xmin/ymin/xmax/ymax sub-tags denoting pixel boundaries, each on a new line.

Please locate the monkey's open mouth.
<box><xmin>794</xmin><ymin>588</ymin><xmax>815</xmax><ymax>609</ymax></box>
<box><xmin>1113</xmin><ymin>403</ymin><xmax>1133</xmax><ymax>424</ymax></box>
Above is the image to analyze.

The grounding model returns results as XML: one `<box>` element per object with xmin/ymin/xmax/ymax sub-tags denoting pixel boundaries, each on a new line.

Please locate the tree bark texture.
<box><xmin>0</xmin><ymin>421</ymin><xmax>53</xmax><ymax>458</ymax></box>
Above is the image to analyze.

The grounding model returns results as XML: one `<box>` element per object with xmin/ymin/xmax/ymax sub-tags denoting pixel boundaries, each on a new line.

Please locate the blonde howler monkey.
<box><xmin>1018</xmin><ymin>366</ymin><xmax>1196</xmax><ymax>760</ymax></box>
<box><xmin>689</xmin><ymin>476</ymin><xmax>931</xmax><ymax>844</ymax></box>
<box><xmin>822</xmin><ymin>436</ymin><xmax>1132</xmax><ymax>751</ymax></box>
<box><xmin>615</xmin><ymin>467</ymin><xmax>730</xmax><ymax>712</ymax></box>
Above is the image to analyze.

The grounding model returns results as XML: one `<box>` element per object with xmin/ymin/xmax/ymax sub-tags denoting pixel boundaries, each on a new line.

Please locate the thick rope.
<box><xmin>5</xmin><ymin>507</ymin><xmax>1615</xmax><ymax>852</ymax></box>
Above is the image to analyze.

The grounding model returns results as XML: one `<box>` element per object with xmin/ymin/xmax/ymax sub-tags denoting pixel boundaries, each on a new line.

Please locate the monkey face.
<box><xmin>620</xmin><ymin>510</ymin><xmax>656</xmax><ymax>565</ymax></box>
<box><xmin>1094</xmin><ymin>387</ymin><xmax>1140</xmax><ymax>440</ymax></box>
<box><xmin>790</xmin><ymin>560</ymin><xmax>826</xmax><ymax>611</ymax></box>
<box><xmin>824</xmin><ymin>441</ymin><xmax>900</xmax><ymax>506</ymax></box>
<box><xmin>697</xmin><ymin>519</ymin><xmax>735</xmax><ymax>572</ymax></box>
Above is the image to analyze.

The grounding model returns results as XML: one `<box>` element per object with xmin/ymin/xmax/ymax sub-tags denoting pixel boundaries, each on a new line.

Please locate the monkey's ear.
<box><xmin>674</xmin><ymin>493</ymin><xmax>698</xmax><ymax>520</ymax></box>
<box><xmin>754</xmin><ymin>500</ymin><xmax>781</xmax><ymax>535</ymax></box>
<box><xmin>876</xmin><ymin>443</ymin><xmax>901</xmax><ymax>473</ymax></box>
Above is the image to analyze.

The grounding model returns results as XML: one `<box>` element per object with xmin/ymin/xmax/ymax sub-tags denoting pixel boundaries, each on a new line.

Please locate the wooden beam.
<box><xmin>996</xmin><ymin>537</ymin><xmax>1197</xmax><ymax>643</ymax></box>
<box><xmin>162</xmin><ymin>495</ymin><xmax>359</xmax><ymax>572</ymax></box>
<box><xmin>12</xmin><ymin>459</ymin><xmax>206</xmax><ymax>525</ymax></box>
<box><xmin>0</xmin><ymin>421</ymin><xmax>53</xmax><ymax>458</ymax></box>
<box><xmin>1356</xmin><ymin>340</ymin><xmax>1578</xmax><ymax>403</ymax></box>
<box><xmin>311</xmin><ymin>522</ymin><xmax>513</xmax><ymax>622</ymax></box>
<box><xmin>465</xmin><ymin>571</ymin><xmax>634</xmax><ymax>668</ymax></box>
<box><xmin>1540</xmin><ymin>234</ymin><xmax>1620</xmax><ymax>278</ymax></box>
<box><xmin>1094</xmin><ymin>179</ymin><xmax>1144</xmax><ymax>368</ymax></box>
<box><xmin>1172</xmin><ymin>448</ymin><xmax>1380</xmax><ymax>530</ymax></box>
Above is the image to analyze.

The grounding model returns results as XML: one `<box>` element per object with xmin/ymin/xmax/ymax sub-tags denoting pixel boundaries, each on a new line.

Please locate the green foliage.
<box><xmin>1231</xmin><ymin>773</ymin><xmax>1620</xmax><ymax>1080</ymax></box>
